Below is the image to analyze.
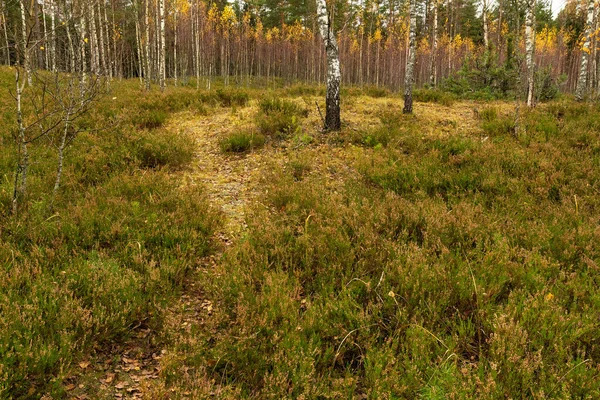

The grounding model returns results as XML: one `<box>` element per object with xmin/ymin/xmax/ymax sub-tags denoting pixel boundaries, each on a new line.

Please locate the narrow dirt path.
<box><xmin>60</xmin><ymin>107</ymin><xmax>268</xmax><ymax>400</ymax></box>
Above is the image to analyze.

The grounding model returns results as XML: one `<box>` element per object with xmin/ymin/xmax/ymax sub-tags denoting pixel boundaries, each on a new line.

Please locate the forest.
<box><xmin>1</xmin><ymin>0</ymin><xmax>600</xmax><ymax>398</ymax></box>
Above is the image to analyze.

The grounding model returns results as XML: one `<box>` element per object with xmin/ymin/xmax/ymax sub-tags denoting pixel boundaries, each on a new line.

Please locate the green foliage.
<box><xmin>220</xmin><ymin>131</ymin><xmax>266</xmax><ymax>153</ymax></box>
<box><xmin>413</xmin><ymin>88</ymin><xmax>456</xmax><ymax>106</ymax></box>
<box><xmin>135</xmin><ymin>129</ymin><xmax>195</xmax><ymax>169</ymax></box>
<box><xmin>0</xmin><ymin>74</ymin><xmax>219</xmax><ymax>397</ymax></box>
<box><xmin>442</xmin><ymin>52</ymin><xmax>519</xmax><ymax>100</ymax></box>
<box><xmin>535</xmin><ymin>67</ymin><xmax>561</xmax><ymax>102</ymax></box>
<box><xmin>213</xmin><ymin>88</ymin><xmax>250</xmax><ymax>107</ymax></box>
<box><xmin>257</xmin><ymin>98</ymin><xmax>307</xmax><ymax>138</ymax></box>
<box><xmin>363</xmin><ymin>85</ymin><xmax>391</xmax><ymax>98</ymax></box>
<box><xmin>478</xmin><ymin>106</ymin><xmax>517</xmax><ymax>137</ymax></box>
<box><xmin>168</xmin><ymin>98</ymin><xmax>600</xmax><ymax>398</ymax></box>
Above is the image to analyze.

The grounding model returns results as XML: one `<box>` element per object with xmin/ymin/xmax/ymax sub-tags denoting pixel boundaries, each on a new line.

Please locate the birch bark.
<box><xmin>576</xmin><ymin>0</ymin><xmax>595</xmax><ymax>100</ymax></box>
<box><xmin>525</xmin><ymin>0</ymin><xmax>536</xmax><ymax>107</ymax></box>
<box><xmin>316</xmin><ymin>0</ymin><xmax>341</xmax><ymax>131</ymax></box>
<box><xmin>403</xmin><ymin>0</ymin><xmax>416</xmax><ymax>114</ymax></box>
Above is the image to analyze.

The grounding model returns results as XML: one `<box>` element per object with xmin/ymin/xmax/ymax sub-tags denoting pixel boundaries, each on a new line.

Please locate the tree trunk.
<box><xmin>135</xmin><ymin>1</ymin><xmax>144</xmax><ymax>87</ymax></box>
<box><xmin>13</xmin><ymin>69</ymin><xmax>28</xmax><ymax>215</ymax></box>
<box><xmin>404</xmin><ymin>0</ymin><xmax>416</xmax><ymax>114</ymax></box>
<box><xmin>316</xmin><ymin>0</ymin><xmax>341</xmax><ymax>131</ymax></box>
<box><xmin>430</xmin><ymin>0</ymin><xmax>438</xmax><ymax>86</ymax></box>
<box><xmin>145</xmin><ymin>0</ymin><xmax>151</xmax><ymax>89</ymax></box>
<box><xmin>525</xmin><ymin>0</ymin><xmax>536</xmax><ymax>107</ymax></box>
<box><xmin>576</xmin><ymin>0</ymin><xmax>595</xmax><ymax>101</ymax></box>
<box><xmin>1</xmin><ymin>1</ymin><xmax>10</xmax><ymax>65</ymax></box>
<box><xmin>50</xmin><ymin>0</ymin><xmax>57</xmax><ymax>71</ymax></box>
<box><xmin>159</xmin><ymin>0</ymin><xmax>166</xmax><ymax>91</ymax></box>
<box><xmin>19</xmin><ymin>0</ymin><xmax>32</xmax><ymax>85</ymax></box>
<box><xmin>174</xmin><ymin>9</ymin><xmax>178</xmax><ymax>86</ymax></box>
<box><xmin>482</xmin><ymin>0</ymin><xmax>489</xmax><ymax>49</ymax></box>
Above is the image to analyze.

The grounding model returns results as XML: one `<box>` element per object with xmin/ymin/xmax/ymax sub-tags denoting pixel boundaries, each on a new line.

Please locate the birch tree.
<box><xmin>159</xmin><ymin>0</ymin><xmax>166</xmax><ymax>91</ymax></box>
<box><xmin>525</xmin><ymin>0</ymin><xmax>536</xmax><ymax>107</ymax></box>
<box><xmin>482</xmin><ymin>0</ymin><xmax>489</xmax><ymax>49</ymax></box>
<box><xmin>576</xmin><ymin>0</ymin><xmax>596</xmax><ymax>101</ymax></box>
<box><xmin>403</xmin><ymin>0</ymin><xmax>416</xmax><ymax>114</ymax></box>
<box><xmin>145</xmin><ymin>0</ymin><xmax>151</xmax><ymax>90</ymax></box>
<box><xmin>430</xmin><ymin>0</ymin><xmax>438</xmax><ymax>86</ymax></box>
<box><xmin>19</xmin><ymin>0</ymin><xmax>32</xmax><ymax>85</ymax></box>
<box><xmin>316</xmin><ymin>0</ymin><xmax>341</xmax><ymax>131</ymax></box>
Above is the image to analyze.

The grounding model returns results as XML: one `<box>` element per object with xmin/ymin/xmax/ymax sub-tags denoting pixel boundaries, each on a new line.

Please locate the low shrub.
<box><xmin>214</xmin><ymin>88</ymin><xmax>250</xmax><ymax>107</ymax></box>
<box><xmin>135</xmin><ymin>129</ymin><xmax>195</xmax><ymax>169</ymax></box>
<box><xmin>257</xmin><ymin>98</ymin><xmax>307</xmax><ymax>138</ymax></box>
<box><xmin>220</xmin><ymin>131</ymin><xmax>266</xmax><ymax>153</ymax></box>
<box><xmin>413</xmin><ymin>88</ymin><xmax>456</xmax><ymax>106</ymax></box>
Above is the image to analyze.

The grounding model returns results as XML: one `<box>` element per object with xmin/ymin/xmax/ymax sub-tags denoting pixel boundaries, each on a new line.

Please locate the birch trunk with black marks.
<box><xmin>159</xmin><ymin>0</ymin><xmax>166</xmax><ymax>91</ymax></box>
<box><xmin>576</xmin><ymin>0</ymin><xmax>595</xmax><ymax>101</ymax></box>
<box><xmin>13</xmin><ymin>69</ymin><xmax>28</xmax><ymax>215</ymax></box>
<box><xmin>42</xmin><ymin>1</ymin><xmax>49</xmax><ymax>70</ymax></box>
<box><xmin>1</xmin><ymin>2</ymin><xmax>10</xmax><ymax>65</ymax></box>
<box><xmin>174</xmin><ymin>9</ymin><xmax>178</xmax><ymax>86</ymax></box>
<box><xmin>135</xmin><ymin>2</ymin><xmax>144</xmax><ymax>87</ymax></box>
<box><xmin>53</xmin><ymin>111</ymin><xmax>71</xmax><ymax>203</ymax></box>
<box><xmin>525</xmin><ymin>0</ymin><xmax>536</xmax><ymax>107</ymax></box>
<box><xmin>50</xmin><ymin>0</ymin><xmax>56</xmax><ymax>71</ymax></box>
<box><xmin>19</xmin><ymin>0</ymin><xmax>32</xmax><ymax>85</ymax></box>
<box><xmin>430</xmin><ymin>0</ymin><xmax>438</xmax><ymax>86</ymax></box>
<box><xmin>316</xmin><ymin>0</ymin><xmax>341</xmax><ymax>131</ymax></box>
<box><xmin>65</xmin><ymin>6</ymin><xmax>76</xmax><ymax>73</ymax></box>
<box><xmin>482</xmin><ymin>0</ymin><xmax>489</xmax><ymax>49</ymax></box>
<box><xmin>145</xmin><ymin>0</ymin><xmax>151</xmax><ymax>90</ymax></box>
<box><xmin>403</xmin><ymin>0</ymin><xmax>416</xmax><ymax>114</ymax></box>
<box><xmin>78</xmin><ymin>9</ymin><xmax>88</xmax><ymax>98</ymax></box>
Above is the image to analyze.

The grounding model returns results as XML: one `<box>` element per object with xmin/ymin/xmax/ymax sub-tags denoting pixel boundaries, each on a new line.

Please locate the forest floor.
<box><xmin>3</xmin><ymin>74</ymin><xmax>598</xmax><ymax>398</ymax></box>
<box><xmin>63</xmin><ymin>97</ymin><xmax>489</xmax><ymax>399</ymax></box>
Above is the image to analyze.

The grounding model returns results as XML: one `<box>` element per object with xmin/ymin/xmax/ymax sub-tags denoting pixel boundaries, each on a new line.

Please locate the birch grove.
<box><xmin>0</xmin><ymin>0</ymin><xmax>595</xmax><ymax>100</ymax></box>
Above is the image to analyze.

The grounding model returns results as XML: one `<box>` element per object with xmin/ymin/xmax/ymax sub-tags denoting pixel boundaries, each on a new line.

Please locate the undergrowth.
<box><xmin>0</xmin><ymin>69</ymin><xmax>220</xmax><ymax>397</ymax></box>
<box><xmin>159</xmin><ymin>97</ymin><xmax>600</xmax><ymax>398</ymax></box>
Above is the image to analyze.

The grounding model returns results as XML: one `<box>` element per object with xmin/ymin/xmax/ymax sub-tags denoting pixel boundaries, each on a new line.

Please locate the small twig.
<box><xmin>315</xmin><ymin>101</ymin><xmax>326</xmax><ymax>130</ymax></box>
<box><xmin>547</xmin><ymin>359</ymin><xmax>590</xmax><ymax>397</ymax></box>
<box><xmin>333</xmin><ymin>324</ymin><xmax>377</xmax><ymax>364</ymax></box>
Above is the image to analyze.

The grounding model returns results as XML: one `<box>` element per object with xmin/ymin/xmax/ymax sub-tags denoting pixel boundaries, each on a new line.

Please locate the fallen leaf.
<box><xmin>115</xmin><ymin>381</ymin><xmax>128</xmax><ymax>389</ymax></box>
<box><xmin>79</xmin><ymin>361</ymin><xmax>90</xmax><ymax>369</ymax></box>
<box><xmin>104</xmin><ymin>373</ymin><xmax>115</xmax><ymax>384</ymax></box>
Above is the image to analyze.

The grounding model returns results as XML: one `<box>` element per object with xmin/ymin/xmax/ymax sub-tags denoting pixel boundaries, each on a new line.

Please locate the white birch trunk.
<box><xmin>98</xmin><ymin>0</ymin><xmax>107</xmax><ymax>75</ymax></box>
<box><xmin>482</xmin><ymin>0</ymin><xmax>489</xmax><ymax>49</ymax></box>
<box><xmin>50</xmin><ymin>0</ymin><xmax>56</xmax><ymax>71</ymax></box>
<box><xmin>1</xmin><ymin>2</ymin><xmax>10</xmax><ymax>65</ymax></box>
<box><xmin>525</xmin><ymin>0</ymin><xmax>536</xmax><ymax>107</ymax></box>
<box><xmin>145</xmin><ymin>0</ymin><xmax>151</xmax><ymax>89</ymax></box>
<box><xmin>65</xmin><ymin>7</ymin><xmax>76</xmax><ymax>73</ymax></box>
<box><xmin>174</xmin><ymin>9</ymin><xmax>178</xmax><ymax>86</ymax></box>
<box><xmin>89</xmin><ymin>1</ymin><xmax>100</xmax><ymax>75</ymax></box>
<box><xmin>135</xmin><ymin>1</ymin><xmax>144</xmax><ymax>87</ymax></box>
<box><xmin>576</xmin><ymin>0</ymin><xmax>596</xmax><ymax>100</ymax></box>
<box><xmin>404</xmin><ymin>0</ymin><xmax>417</xmax><ymax>114</ymax></box>
<box><xmin>430</xmin><ymin>0</ymin><xmax>438</xmax><ymax>86</ymax></box>
<box><xmin>159</xmin><ymin>0</ymin><xmax>166</xmax><ymax>91</ymax></box>
<box><xmin>79</xmin><ymin>9</ymin><xmax>88</xmax><ymax>95</ymax></box>
<box><xmin>13</xmin><ymin>69</ymin><xmax>28</xmax><ymax>214</ymax></box>
<box><xmin>42</xmin><ymin>1</ymin><xmax>49</xmax><ymax>70</ymax></box>
<box><xmin>316</xmin><ymin>0</ymin><xmax>341</xmax><ymax>130</ymax></box>
<box><xmin>19</xmin><ymin>0</ymin><xmax>32</xmax><ymax>85</ymax></box>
